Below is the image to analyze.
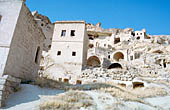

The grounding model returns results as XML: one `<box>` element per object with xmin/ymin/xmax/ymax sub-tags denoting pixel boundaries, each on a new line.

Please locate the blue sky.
<box><xmin>26</xmin><ymin>0</ymin><xmax>170</xmax><ymax>35</ymax></box>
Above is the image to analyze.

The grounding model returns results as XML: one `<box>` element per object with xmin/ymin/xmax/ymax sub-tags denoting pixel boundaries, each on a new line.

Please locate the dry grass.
<box><xmin>100</xmin><ymin>82</ymin><xmax>167</xmax><ymax>103</ymax></box>
<box><xmin>141</xmin><ymin>78</ymin><xmax>170</xmax><ymax>88</ymax></box>
<box><xmin>34</xmin><ymin>77</ymin><xmax>70</xmax><ymax>89</ymax></box>
<box><xmin>40</xmin><ymin>91</ymin><xmax>95</xmax><ymax>110</ymax></box>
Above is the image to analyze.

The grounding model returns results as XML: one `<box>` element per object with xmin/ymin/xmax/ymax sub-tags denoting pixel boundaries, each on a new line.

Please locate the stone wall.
<box><xmin>0</xmin><ymin>0</ymin><xmax>23</xmax><ymax>76</ymax></box>
<box><xmin>3</xmin><ymin>2</ymin><xmax>44</xmax><ymax>81</ymax></box>
<box><xmin>0</xmin><ymin>75</ymin><xmax>21</xmax><ymax>107</ymax></box>
<box><xmin>48</xmin><ymin>21</ymin><xmax>88</xmax><ymax>76</ymax></box>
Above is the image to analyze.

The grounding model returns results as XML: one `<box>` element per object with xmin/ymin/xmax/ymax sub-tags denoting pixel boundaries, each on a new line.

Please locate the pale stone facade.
<box><xmin>41</xmin><ymin>21</ymin><xmax>88</xmax><ymax>81</ymax></box>
<box><xmin>0</xmin><ymin>0</ymin><xmax>45</xmax><ymax>81</ymax></box>
<box><xmin>0</xmin><ymin>0</ymin><xmax>45</xmax><ymax>107</ymax></box>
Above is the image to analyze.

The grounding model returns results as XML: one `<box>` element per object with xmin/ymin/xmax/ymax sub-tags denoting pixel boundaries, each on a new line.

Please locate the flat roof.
<box><xmin>54</xmin><ymin>20</ymin><xmax>85</xmax><ymax>24</ymax></box>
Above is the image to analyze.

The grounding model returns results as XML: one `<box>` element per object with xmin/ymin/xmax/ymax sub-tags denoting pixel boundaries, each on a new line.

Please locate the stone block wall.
<box><xmin>0</xmin><ymin>75</ymin><xmax>21</xmax><ymax>107</ymax></box>
<box><xmin>3</xmin><ymin>2</ymin><xmax>44</xmax><ymax>81</ymax></box>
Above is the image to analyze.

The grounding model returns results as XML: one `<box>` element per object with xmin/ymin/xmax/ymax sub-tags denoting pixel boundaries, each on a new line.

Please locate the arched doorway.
<box><xmin>113</xmin><ymin>52</ymin><xmax>124</xmax><ymax>61</ymax></box>
<box><xmin>108</xmin><ymin>63</ymin><xmax>122</xmax><ymax>69</ymax></box>
<box><xmin>87</xmin><ymin>56</ymin><xmax>101</xmax><ymax>67</ymax></box>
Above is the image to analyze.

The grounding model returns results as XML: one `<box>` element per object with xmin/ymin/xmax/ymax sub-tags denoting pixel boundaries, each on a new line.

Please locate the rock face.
<box><xmin>32</xmin><ymin>11</ymin><xmax>54</xmax><ymax>52</ymax></box>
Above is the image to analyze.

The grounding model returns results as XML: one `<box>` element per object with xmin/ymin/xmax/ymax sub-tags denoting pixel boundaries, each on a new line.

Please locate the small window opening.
<box><xmin>137</xmin><ymin>36</ymin><xmax>140</xmax><ymax>40</ymax></box>
<box><xmin>57</xmin><ymin>51</ymin><xmax>61</xmax><ymax>56</ymax></box>
<box><xmin>35</xmin><ymin>47</ymin><xmax>40</xmax><ymax>64</ymax></box>
<box><xmin>130</xmin><ymin>56</ymin><xmax>133</xmax><ymax>60</ymax></box>
<box><xmin>41</xmin><ymin>23</ymin><xmax>44</xmax><ymax>26</ymax></box>
<box><xmin>72</xmin><ymin>51</ymin><xmax>76</xmax><ymax>56</ymax></box>
<box><xmin>64</xmin><ymin>79</ymin><xmax>69</xmax><ymax>83</ymax></box>
<box><xmin>71</xmin><ymin>30</ymin><xmax>75</xmax><ymax>36</ymax></box>
<box><xmin>163</xmin><ymin>59</ymin><xmax>166</xmax><ymax>68</ymax></box>
<box><xmin>114</xmin><ymin>38</ymin><xmax>120</xmax><ymax>44</ymax></box>
<box><xmin>61</xmin><ymin>30</ymin><xmax>66</xmax><ymax>37</ymax></box>
<box><xmin>0</xmin><ymin>15</ymin><xmax>2</xmax><ymax>22</ymax></box>
<box><xmin>89</xmin><ymin>37</ymin><xmax>94</xmax><ymax>40</ymax></box>
<box><xmin>133</xmin><ymin>82</ymin><xmax>144</xmax><ymax>88</ymax></box>
<box><xmin>48</xmin><ymin>45</ymin><xmax>51</xmax><ymax>49</ymax></box>
<box><xmin>140</xmin><ymin>33</ymin><xmax>143</xmax><ymax>35</ymax></box>
<box><xmin>76</xmin><ymin>80</ymin><xmax>82</xmax><ymax>85</ymax></box>
<box><xmin>89</xmin><ymin>44</ymin><xmax>94</xmax><ymax>48</ymax></box>
<box><xmin>108</xmin><ymin>55</ymin><xmax>110</xmax><ymax>59</ymax></box>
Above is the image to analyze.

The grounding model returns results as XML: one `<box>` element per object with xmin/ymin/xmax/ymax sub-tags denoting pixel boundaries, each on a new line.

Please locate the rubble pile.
<box><xmin>80</xmin><ymin>68</ymin><xmax>136</xmax><ymax>83</ymax></box>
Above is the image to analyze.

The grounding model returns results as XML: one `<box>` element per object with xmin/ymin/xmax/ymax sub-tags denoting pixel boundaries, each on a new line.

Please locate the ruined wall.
<box><xmin>0</xmin><ymin>0</ymin><xmax>22</xmax><ymax>76</ymax></box>
<box><xmin>32</xmin><ymin>11</ymin><xmax>54</xmax><ymax>52</ymax></box>
<box><xmin>3</xmin><ymin>2</ymin><xmax>44</xmax><ymax>81</ymax></box>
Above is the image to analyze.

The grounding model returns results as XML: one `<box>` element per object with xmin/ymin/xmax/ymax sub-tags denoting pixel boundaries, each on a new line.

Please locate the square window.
<box><xmin>72</xmin><ymin>51</ymin><xmax>76</xmax><ymax>56</ymax></box>
<box><xmin>71</xmin><ymin>30</ymin><xmax>75</xmax><ymax>36</ymax></box>
<box><xmin>61</xmin><ymin>30</ymin><xmax>66</xmax><ymax>37</ymax></box>
<box><xmin>57</xmin><ymin>51</ymin><xmax>61</xmax><ymax>56</ymax></box>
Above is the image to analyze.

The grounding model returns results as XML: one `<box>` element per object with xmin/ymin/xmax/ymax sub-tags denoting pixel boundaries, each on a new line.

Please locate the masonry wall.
<box><xmin>3</xmin><ymin>3</ymin><xmax>44</xmax><ymax>81</ymax></box>
<box><xmin>0</xmin><ymin>1</ymin><xmax>22</xmax><ymax>76</ymax></box>
<box><xmin>50</xmin><ymin>22</ymin><xmax>87</xmax><ymax>75</ymax></box>
<box><xmin>82</xmin><ymin>27</ymin><xmax>88</xmax><ymax>67</ymax></box>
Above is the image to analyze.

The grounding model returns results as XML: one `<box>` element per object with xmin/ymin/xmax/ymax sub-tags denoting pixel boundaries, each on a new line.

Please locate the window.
<box><xmin>72</xmin><ymin>51</ymin><xmax>76</xmax><ymax>56</ymax></box>
<box><xmin>89</xmin><ymin>44</ymin><xmax>94</xmax><ymax>48</ymax></box>
<box><xmin>114</xmin><ymin>38</ymin><xmax>120</xmax><ymax>44</ymax></box>
<box><xmin>71</xmin><ymin>30</ymin><xmax>75</xmax><ymax>36</ymax></box>
<box><xmin>35</xmin><ymin>47</ymin><xmax>40</xmax><ymax>64</ymax></box>
<box><xmin>130</xmin><ymin>56</ymin><xmax>133</xmax><ymax>60</ymax></box>
<box><xmin>140</xmin><ymin>33</ymin><xmax>143</xmax><ymax>35</ymax></box>
<box><xmin>0</xmin><ymin>15</ymin><xmax>2</xmax><ymax>22</ymax></box>
<box><xmin>61</xmin><ymin>30</ymin><xmax>66</xmax><ymax>37</ymax></box>
<box><xmin>108</xmin><ymin>55</ymin><xmax>110</xmax><ymax>59</ymax></box>
<box><xmin>137</xmin><ymin>36</ymin><xmax>140</xmax><ymax>40</ymax></box>
<box><xmin>57</xmin><ymin>51</ymin><xmax>61</xmax><ymax>56</ymax></box>
<box><xmin>48</xmin><ymin>45</ymin><xmax>51</xmax><ymax>49</ymax></box>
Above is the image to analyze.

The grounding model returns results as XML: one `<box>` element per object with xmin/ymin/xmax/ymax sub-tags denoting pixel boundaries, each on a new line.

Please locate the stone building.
<box><xmin>46</xmin><ymin>21</ymin><xmax>88</xmax><ymax>79</ymax></box>
<box><xmin>0</xmin><ymin>0</ymin><xmax>45</xmax><ymax>106</ymax></box>
<box><xmin>0</xmin><ymin>0</ymin><xmax>45</xmax><ymax>81</ymax></box>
